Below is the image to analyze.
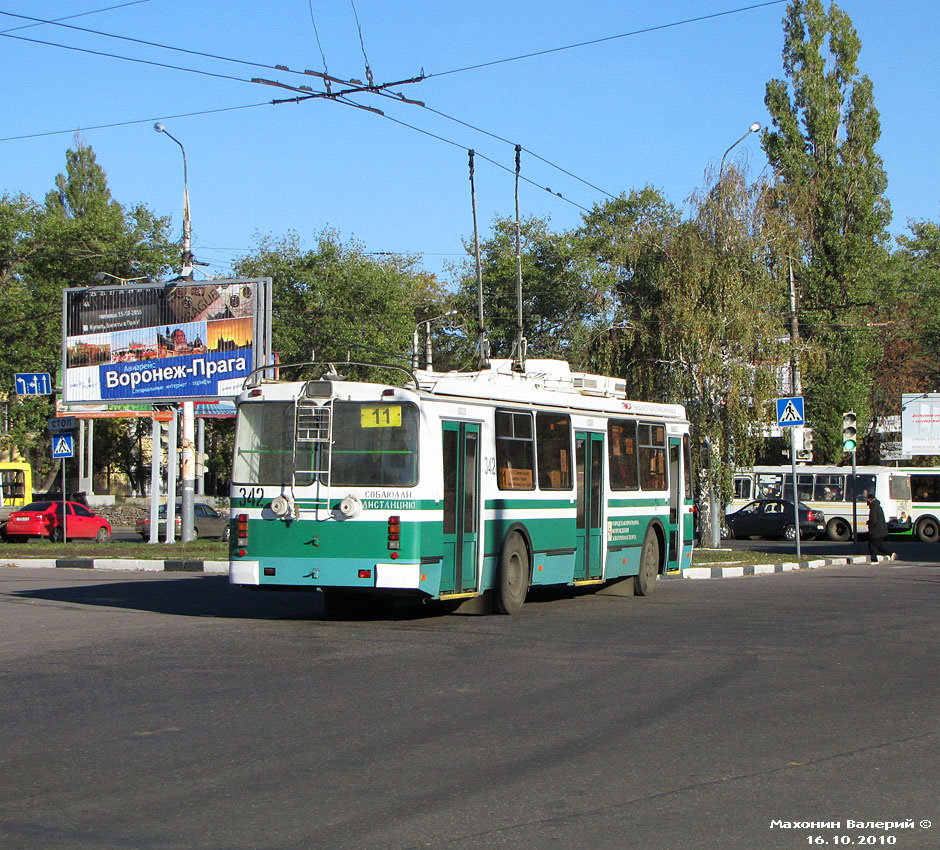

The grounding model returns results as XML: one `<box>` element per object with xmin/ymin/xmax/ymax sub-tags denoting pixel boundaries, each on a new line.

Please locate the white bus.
<box><xmin>899</xmin><ymin>468</ymin><xmax>940</xmax><ymax>542</ymax></box>
<box><xmin>729</xmin><ymin>465</ymin><xmax>911</xmax><ymax>541</ymax></box>
<box><xmin>228</xmin><ymin>358</ymin><xmax>695</xmax><ymax>614</ymax></box>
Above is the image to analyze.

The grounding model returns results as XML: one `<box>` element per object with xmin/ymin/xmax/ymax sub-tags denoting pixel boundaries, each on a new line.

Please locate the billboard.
<box><xmin>902</xmin><ymin>393</ymin><xmax>940</xmax><ymax>456</ymax></box>
<box><xmin>62</xmin><ymin>278</ymin><xmax>272</xmax><ymax>404</ymax></box>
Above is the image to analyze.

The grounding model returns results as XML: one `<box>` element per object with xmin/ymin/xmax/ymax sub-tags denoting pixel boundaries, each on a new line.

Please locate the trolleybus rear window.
<box><xmin>232</xmin><ymin>401</ymin><xmax>296</xmax><ymax>485</ymax></box>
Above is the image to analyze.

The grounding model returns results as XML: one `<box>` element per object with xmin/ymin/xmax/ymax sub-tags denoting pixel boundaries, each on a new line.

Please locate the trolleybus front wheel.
<box><xmin>495</xmin><ymin>533</ymin><xmax>529</xmax><ymax>615</ymax></box>
<box><xmin>634</xmin><ymin>529</ymin><xmax>661</xmax><ymax>597</ymax></box>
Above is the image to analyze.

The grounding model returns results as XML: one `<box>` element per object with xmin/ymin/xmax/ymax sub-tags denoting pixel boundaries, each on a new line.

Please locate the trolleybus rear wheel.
<box><xmin>634</xmin><ymin>529</ymin><xmax>660</xmax><ymax>596</ymax></box>
<box><xmin>495</xmin><ymin>533</ymin><xmax>529</xmax><ymax>615</ymax></box>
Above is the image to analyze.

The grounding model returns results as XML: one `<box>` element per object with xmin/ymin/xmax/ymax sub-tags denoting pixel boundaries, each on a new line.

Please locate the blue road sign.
<box><xmin>15</xmin><ymin>373</ymin><xmax>53</xmax><ymax>395</ymax></box>
<box><xmin>52</xmin><ymin>433</ymin><xmax>74</xmax><ymax>458</ymax></box>
<box><xmin>776</xmin><ymin>396</ymin><xmax>805</xmax><ymax>427</ymax></box>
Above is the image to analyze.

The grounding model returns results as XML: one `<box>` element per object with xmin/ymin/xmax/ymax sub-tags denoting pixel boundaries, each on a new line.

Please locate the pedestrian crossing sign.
<box><xmin>776</xmin><ymin>397</ymin><xmax>805</xmax><ymax>427</ymax></box>
<box><xmin>52</xmin><ymin>434</ymin><xmax>74</xmax><ymax>458</ymax></box>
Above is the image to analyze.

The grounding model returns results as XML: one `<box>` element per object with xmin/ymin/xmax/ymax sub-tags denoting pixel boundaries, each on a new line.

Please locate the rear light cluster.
<box><xmin>807</xmin><ymin>510</ymin><xmax>822</xmax><ymax>521</ymax></box>
<box><xmin>387</xmin><ymin>515</ymin><xmax>400</xmax><ymax>559</ymax></box>
<box><xmin>235</xmin><ymin>513</ymin><xmax>249</xmax><ymax>556</ymax></box>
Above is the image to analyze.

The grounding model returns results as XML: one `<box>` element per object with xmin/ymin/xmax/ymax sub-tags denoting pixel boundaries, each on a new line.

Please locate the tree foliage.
<box><xmin>0</xmin><ymin>141</ymin><xmax>176</xmax><ymax>486</ymax></box>
<box><xmin>763</xmin><ymin>0</ymin><xmax>891</xmax><ymax>461</ymax></box>
<box><xmin>454</xmin><ymin>215</ymin><xmax>597</xmax><ymax>363</ymax></box>
<box><xmin>234</xmin><ymin>229</ymin><xmax>446</xmax><ymax>376</ymax></box>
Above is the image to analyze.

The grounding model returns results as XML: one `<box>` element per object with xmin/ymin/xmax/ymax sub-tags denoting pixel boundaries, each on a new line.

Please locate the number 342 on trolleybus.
<box><xmin>228</xmin><ymin>358</ymin><xmax>695</xmax><ymax>614</ymax></box>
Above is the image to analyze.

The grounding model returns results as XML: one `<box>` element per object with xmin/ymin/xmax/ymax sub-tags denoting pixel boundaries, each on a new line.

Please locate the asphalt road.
<box><xmin>1</xmin><ymin>563</ymin><xmax>937</xmax><ymax>850</ymax></box>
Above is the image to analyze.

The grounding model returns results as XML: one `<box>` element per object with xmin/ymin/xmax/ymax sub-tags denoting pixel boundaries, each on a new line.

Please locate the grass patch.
<box><xmin>692</xmin><ymin>547</ymin><xmax>800</xmax><ymax>566</ymax></box>
<box><xmin>0</xmin><ymin>538</ymin><xmax>227</xmax><ymax>561</ymax></box>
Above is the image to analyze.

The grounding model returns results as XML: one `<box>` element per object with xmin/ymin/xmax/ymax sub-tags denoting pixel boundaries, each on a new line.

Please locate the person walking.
<box><xmin>866</xmin><ymin>493</ymin><xmax>892</xmax><ymax>562</ymax></box>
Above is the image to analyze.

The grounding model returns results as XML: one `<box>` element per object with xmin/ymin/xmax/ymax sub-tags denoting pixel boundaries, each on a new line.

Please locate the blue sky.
<box><xmin>2</xmin><ymin>0</ymin><xmax>937</xmax><ymax>283</ymax></box>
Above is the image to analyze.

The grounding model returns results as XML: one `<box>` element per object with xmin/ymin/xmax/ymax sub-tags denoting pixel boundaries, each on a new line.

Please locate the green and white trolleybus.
<box><xmin>228</xmin><ymin>358</ymin><xmax>695</xmax><ymax>614</ymax></box>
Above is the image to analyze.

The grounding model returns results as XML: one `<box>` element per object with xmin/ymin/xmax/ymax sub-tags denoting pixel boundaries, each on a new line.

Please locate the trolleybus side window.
<box><xmin>232</xmin><ymin>401</ymin><xmax>296</xmax><ymax>485</ymax></box>
<box><xmin>536</xmin><ymin>413</ymin><xmax>572</xmax><ymax>490</ymax></box>
<box><xmin>330</xmin><ymin>401</ymin><xmax>419</xmax><ymax>487</ymax></box>
<box><xmin>639</xmin><ymin>423</ymin><xmax>667</xmax><ymax>491</ymax></box>
<box><xmin>608</xmin><ymin>419</ymin><xmax>639</xmax><ymax>491</ymax></box>
<box><xmin>495</xmin><ymin>410</ymin><xmax>535</xmax><ymax>490</ymax></box>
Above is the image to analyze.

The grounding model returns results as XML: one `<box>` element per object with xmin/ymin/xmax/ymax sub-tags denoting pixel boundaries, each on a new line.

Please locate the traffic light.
<box><xmin>797</xmin><ymin>428</ymin><xmax>814</xmax><ymax>462</ymax></box>
<box><xmin>842</xmin><ymin>412</ymin><xmax>858</xmax><ymax>452</ymax></box>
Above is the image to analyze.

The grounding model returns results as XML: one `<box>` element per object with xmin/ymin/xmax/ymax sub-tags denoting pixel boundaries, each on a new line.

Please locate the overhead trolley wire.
<box><xmin>0</xmin><ymin>28</ymin><xmax>253</xmax><ymax>84</ymax></box>
<box><xmin>425</xmin><ymin>0</ymin><xmax>788</xmax><ymax>78</ymax></box>
<box><xmin>0</xmin><ymin>102</ymin><xmax>272</xmax><ymax>143</ymax></box>
<box><xmin>0</xmin><ymin>1</ymin><xmax>150</xmax><ymax>35</ymax></box>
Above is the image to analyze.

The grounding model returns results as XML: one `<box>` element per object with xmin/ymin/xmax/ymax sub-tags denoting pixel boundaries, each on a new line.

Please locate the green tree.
<box><xmin>575</xmin><ymin>180</ymin><xmax>786</xmax><ymax>541</ymax></box>
<box><xmin>234</xmin><ymin>229</ymin><xmax>444</xmax><ymax>377</ymax></box>
<box><xmin>454</xmin><ymin>215</ymin><xmax>597</xmax><ymax>364</ymax></box>
<box><xmin>0</xmin><ymin>142</ymin><xmax>175</xmax><ymax>485</ymax></box>
<box><xmin>763</xmin><ymin>0</ymin><xmax>891</xmax><ymax>461</ymax></box>
<box><xmin>574</xmin><ymin>187</ymin><xmax>684</xmax><ymax>397</ymax></box>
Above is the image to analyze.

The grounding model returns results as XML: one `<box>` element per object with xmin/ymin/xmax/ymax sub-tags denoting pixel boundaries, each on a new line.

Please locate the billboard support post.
<box><xmin>164</xmin><ymin>407</ymin><xmax>178</xmax><ymax>544</ymax></box>
<box><xmin>181</xmin><ymin>401</ymin><xmax>195</xmax><ymax>542</ymax></box>
<box><xmin>148</xmin><ymin>416</ymin><xmax>161</xmax><ymax>544</ymax></box>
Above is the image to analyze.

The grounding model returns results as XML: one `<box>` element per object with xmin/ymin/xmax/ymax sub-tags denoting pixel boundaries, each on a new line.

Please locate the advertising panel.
<box><xmin>62</xmin><ymin>278</ymin><xmax>272</xmax><ymax>404</ymax></box>
<box><xmin>902</xmin><ymin>393</ymin><xmax>940</xmax><ymax>456</ymax></box>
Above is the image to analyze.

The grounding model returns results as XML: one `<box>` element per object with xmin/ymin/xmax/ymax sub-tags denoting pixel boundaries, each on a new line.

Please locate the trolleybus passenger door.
<box><xmin>441</xmin><ymin>421</ymin><xmax>480</xmax><ymax>595</ymax></box>
<box><xmin>575</xmin><ymin>431</ymin><xmax>605</xmax><ymax>582</ymax></box>
<box><xmin>667</xmin><ymin>437</ymin><xmax>683</xmax><ymax>570</ymax></box>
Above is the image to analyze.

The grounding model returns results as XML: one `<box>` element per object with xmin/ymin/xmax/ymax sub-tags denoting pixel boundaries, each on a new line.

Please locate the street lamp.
<box><xmin>153</xmin><ymin>122</ymin><xmax>193</xmax><ymax>278</ymax></box>
<box><xmin>412</xmin><ymin>310</ymin><xmax>459</xmax><ymax>371</ymax></box>
<box><xmin>719</xmin><ymin>122</ymin><xmax>761</xmax><ymax>177</ymax></box>
<box><xmin>153</xmin><ymin>122</ymin><xmax>196</xmax><ymax>543</ymax></box>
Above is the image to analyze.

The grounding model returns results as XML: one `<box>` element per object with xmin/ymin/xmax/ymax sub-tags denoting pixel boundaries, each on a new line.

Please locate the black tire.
<box><xmin>783</xmin><ymin>524</ymin><xmax>797</xmax><ymax>541</ymax></box>
<box><xmin>494</xmin><ymin>533</ymin><xmax>529</xmax><ymax>615</ymax></box>
<box><xmin>50</xmin><ymin>527</ymin><xmax>64</xmax><ymax>543</ymax></box>
<box><xmin>95</xmin><ymin>527</ymin><xmax>110</xmax><ymax>544</ymax></box>
<box><xmin>827</xmin><ymin>517</ymin><xmax>851</xmax><ymax>542</ymax></box>
<box><xmin>221</xmin><ymin>525</ymin><xmax>230</xmax><ymax>543</ymax></box>
<box><xmin>634</xmin><ymin>528</ymin><xmax>660</xmax><ymax>596</ymax></box>
<box><xmin>916</xmin><ymin>517</ymin><xmax>939</xmax><ymax>543</ymax></box>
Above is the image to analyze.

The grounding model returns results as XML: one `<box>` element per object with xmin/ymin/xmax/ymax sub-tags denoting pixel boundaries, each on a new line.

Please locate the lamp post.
<box><xmin>154</xmin><ymin>122</ymin><xmax>195</xmax><ymax>543</ymax></box>
<box><xmin>719</xmin><ymin>122</ymin><xmax>761</xmax><ymax>177</ymax></box>
<box><xmin>154</xmin><ymin>123</ymin><xmax>194</xmax><ymax>279</ymax></box>
<box><xmin>704</xmin><ymin>123</ymin><xmax>761</xmax><ymax>550</ymax></box>
<box><xmin>412</xmin><ymin>310</ymin><xmax>459</xmax><ymax>371</ymax></box>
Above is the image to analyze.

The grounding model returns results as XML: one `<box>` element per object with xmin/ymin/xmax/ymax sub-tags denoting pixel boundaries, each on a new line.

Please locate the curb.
<box><xmin>667</xmin><ymin>553</ymin><xmax>895</xmax><ymax>580</ymax></box>
<box><xmin>1</xmin><ymin>558</ymin><xmax>229</xmax><ymax>575</ymax></box>
<box><xmin>2</xmin><ymin>554</ymin><xmax>895</xmax><ymax>580</ymax></box>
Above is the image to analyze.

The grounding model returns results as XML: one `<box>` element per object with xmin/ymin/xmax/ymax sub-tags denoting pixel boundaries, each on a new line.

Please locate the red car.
<box><xmin>5</xmin><ymin>500</ymin><xmax>111</xmax><ymax>543</ymax></box>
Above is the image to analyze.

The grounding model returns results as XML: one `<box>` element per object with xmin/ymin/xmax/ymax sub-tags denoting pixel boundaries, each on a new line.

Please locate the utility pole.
<box><xmin>155</xmin><ymin>123</ymin><xmax>196</xmax><ymax>543</ymax></box>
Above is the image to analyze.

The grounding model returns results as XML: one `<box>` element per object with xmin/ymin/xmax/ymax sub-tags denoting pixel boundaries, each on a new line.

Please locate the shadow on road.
<box><xmin>10</xmin><ymin>575</ymin><xmax>489</xmax><ymax>622</ymax></box>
